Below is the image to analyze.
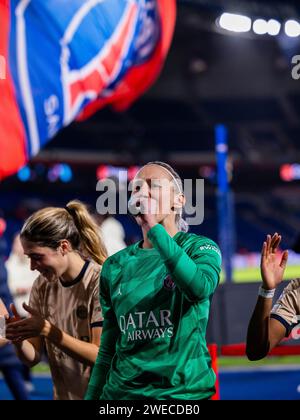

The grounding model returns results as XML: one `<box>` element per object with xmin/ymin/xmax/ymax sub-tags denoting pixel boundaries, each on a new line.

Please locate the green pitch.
<box><xmin>221</xmin><ymin>265</ymin><xmax>300</xmax><ymax>283</ymax></box>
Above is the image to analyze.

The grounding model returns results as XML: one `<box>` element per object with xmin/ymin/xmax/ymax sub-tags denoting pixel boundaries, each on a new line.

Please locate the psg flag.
<box><xmin>0</xmin><ymin>0</ymin><xmax>176</xmax><ymax>179</ymax></box>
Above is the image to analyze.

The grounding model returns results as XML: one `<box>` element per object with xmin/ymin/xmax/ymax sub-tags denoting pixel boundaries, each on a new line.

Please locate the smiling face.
<box><xmin>21</xmin><ymin>239</ymin><xmax>68</xmax><ymax>281</ymax></box>
<box><xmin>130</xmin><ymin>164</ymin><xmax>185</xmax><ymax>226</ymax></box>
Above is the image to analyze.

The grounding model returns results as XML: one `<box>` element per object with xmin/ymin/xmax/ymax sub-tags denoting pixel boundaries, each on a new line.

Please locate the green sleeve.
<box><xmin>147</xmin><ymin>224</ymin><xmax>222</xmax><ymax>302</ymax></box>
<box><xmin>85</xmin><ymin>262</ymin><xmax>119</xmax><ymax>400</ymax></box>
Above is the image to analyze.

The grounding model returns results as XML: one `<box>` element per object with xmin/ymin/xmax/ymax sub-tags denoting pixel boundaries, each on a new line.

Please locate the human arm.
<box><xmin>136</xmin><ymin>197</ymin><xmax>221</xmax><ymax>301</ymax></box>
<box><xmin>246</xmin><ymin>233</ymin><xmax>289</xmax><ymax>361</ymax></box>
<box><xmin>0</xmin><ymin>298</ymin><xmax>9</xmax><ymax>347</ymax></box>
<box><xmin>147</xmin><ymin>224</ymin><xmax>221</xmax><ymax>301</ymax></box>
<box><xmin>7</xmin><ymin>302</ymin><xmax>101</xmax><ymax>366</ymax></box>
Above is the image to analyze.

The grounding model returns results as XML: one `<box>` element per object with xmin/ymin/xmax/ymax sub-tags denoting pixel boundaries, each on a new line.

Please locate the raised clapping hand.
<box><xmin>6</xmin><ymin>303</ymin><xmax>45</xmax><ymax>342</ymax></box>
<box><xmin>0</xmin><ymin>298</ymin><xmax>8</xmax><ymax>319</ymax></box>
<box><xmin>261</xmin><ymin>233</ymin><xmax>289</xmax><ymax>291</ymax></box>
<box><xmin>0</xmin><ymin>298</ymin><xmax>9</xmax><ymax>347</ymax></box>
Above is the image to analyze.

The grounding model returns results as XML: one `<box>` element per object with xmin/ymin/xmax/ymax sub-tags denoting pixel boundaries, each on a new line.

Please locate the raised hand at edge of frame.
<box><xmin>0</xmin><ymin>298</ymin><xmax>9</xmax><ymax>319</ymax></box>
<box><xmin>261</xmin><ymin>233</ymin><xmax>289</xmax><ymax>291</ymax></box>
<box><xmin>6</xmin><ymin>303</ymin><xmax>45</xmax><ymax>342</ymax></box>
<box><xmin>0</xmin><ymin>299</ymin><xmax>9</xmax><ymax>347</ymax></box>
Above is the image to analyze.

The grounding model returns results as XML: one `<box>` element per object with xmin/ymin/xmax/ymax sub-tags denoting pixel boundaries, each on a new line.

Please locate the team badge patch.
<box><xmin>163</xmin><ymin>275</ymin><xmax>176</xmax><ymax>291</ymax></box>
<box><xmin>76</xmin><ymin>305</ymin><xmax>88</xmax><ymax>320</ymax></box>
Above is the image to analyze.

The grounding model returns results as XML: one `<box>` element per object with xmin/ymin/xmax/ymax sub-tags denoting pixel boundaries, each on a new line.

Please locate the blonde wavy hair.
<box><xmin>20</xmin><ymin>200</ymin><xmax>107</xmax><ymax>265</ymax></box>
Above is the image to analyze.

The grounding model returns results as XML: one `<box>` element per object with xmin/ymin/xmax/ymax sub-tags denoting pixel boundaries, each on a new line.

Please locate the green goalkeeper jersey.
<box><xmin>85</xmin><ymin>224</ymin><xmax>222</xmax><ymax>400</ymax></box>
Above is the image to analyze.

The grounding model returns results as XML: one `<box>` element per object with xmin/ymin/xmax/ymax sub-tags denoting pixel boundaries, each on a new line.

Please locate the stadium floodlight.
<box><xmin>253</xmin><ymin>19</ymin><xmax>268</xmax><ymax>35</ymax></box>
<box><xmin>267</xmin><ymin>19</ymin><xmax>281</xmax><ymax>36</ymax></box>
<box><xmin>285</xmin><ymin>20</ymin><xmax>300</xmax><ymax>37</ymax></box>
<box><xmin>219</xmin><ymin>13</ymin><xmax>252</xmax><ymax>33</ymax></box>
<box><xmin>253</xmin><ymin>19</ymin><xmax>281</xmax><ymax>36</ymax></box>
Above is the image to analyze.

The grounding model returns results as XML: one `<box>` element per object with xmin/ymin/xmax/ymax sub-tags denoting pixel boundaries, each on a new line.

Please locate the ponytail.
<box><xmin>177</xmin><ymin>216</ymin><xmax>189</xmax><ymax>233</ymax></box>
<box><xmin>66</xmin><ymin>201</ymin><xmax>107</xmax><ymax>265</ymax></box>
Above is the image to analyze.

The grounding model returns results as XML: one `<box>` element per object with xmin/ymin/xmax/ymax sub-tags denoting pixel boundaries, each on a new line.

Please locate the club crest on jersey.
<box><xmin>163</xmin><ymin>275</ymin><xmax>176</xmax><ymax>291</ymax></box>
<box><xmin>76</xmin><ymin>305</ymin><xmax>88</xmax><ymax>320</ymax></box>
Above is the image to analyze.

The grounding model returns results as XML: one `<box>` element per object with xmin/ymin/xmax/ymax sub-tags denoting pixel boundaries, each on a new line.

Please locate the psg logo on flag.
<box><xmin>163</xmin><ymin>275</ymin><xmax>176</xmax><ymax>291</ymax></box>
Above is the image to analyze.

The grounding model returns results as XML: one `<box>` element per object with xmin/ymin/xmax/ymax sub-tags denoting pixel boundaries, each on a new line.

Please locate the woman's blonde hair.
<box><xmin>20</xmin><ymin>200</ymin><xmax>107</xmax><ymax>265</ymax></box>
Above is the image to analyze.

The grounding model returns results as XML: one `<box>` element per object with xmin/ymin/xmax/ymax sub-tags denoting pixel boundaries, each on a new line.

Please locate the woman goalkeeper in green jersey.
<box><xmin>86</xmin><ymin>161</ymin><xmax>222</xmax><ymax>400</ymax></box>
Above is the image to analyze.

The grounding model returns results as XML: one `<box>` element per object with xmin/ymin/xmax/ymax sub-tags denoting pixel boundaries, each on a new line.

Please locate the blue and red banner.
<box><xmin>0</xmin><ymin>0</ymin><xmax>176</xmax><ymax>179</ymax></box>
